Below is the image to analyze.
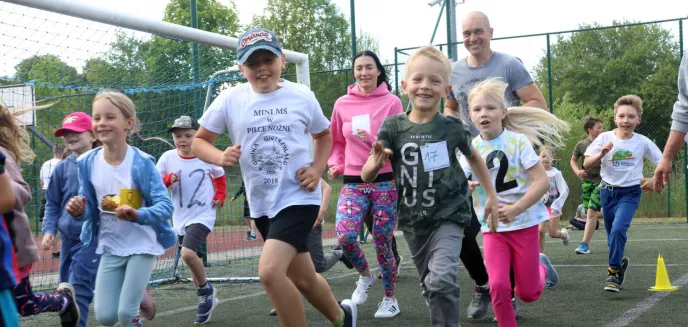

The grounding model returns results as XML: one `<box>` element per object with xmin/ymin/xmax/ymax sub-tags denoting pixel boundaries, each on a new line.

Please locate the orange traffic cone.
<box><xmin>649</xmin><ymin>254</ymin><xmax>679</xmax><ymax>292</ymax></box>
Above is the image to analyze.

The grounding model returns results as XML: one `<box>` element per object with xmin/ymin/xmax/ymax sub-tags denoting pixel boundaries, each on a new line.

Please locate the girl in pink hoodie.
<box><xmin>327</xmin><ymin>50</ymin><xmax>403</xmax><ymax>318</ymax></box>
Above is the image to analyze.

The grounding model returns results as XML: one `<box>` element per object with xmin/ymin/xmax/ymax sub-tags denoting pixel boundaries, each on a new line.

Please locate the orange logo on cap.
<box><xmin>63</xmin><ymin>116</ymin><xmax>79</xmax><ymax>124</ymax></box>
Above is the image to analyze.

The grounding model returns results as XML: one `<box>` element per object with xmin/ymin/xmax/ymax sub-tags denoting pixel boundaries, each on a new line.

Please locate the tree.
<box><xmin>533</xmin><ymin>21</ymin><xmax>681</xmax><ymax>147</ymax></box>
<box><xmin>14</xmin><ymin>55</ymin><xmax>82</xmax><ymax>85</ymax></box>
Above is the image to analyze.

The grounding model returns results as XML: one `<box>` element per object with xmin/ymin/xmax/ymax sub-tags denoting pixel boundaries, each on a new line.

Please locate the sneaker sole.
<box><xmin>575</xmin><ymin>249</ymin><xmax>591</xmax><ymax>254</ymax></box>
<box><xmin>604</xmin><ymin>286</ymin><xmax>620</xmax><ymax>292</ymax></box>
<box><xmin>374</xmin><ymin>309</ymin><xmax>400</xmax><ymax>318</ymax></box>
<box><xmin>57</xmin><ymin>283</ymin><xmax>80</xmax><ymax>327</ymax></box>
<box><xmin>194</xmin><ymin>295</ymin><xmax>219</xmax><ymax>325</ymax></box>
<box><xmin>341</xmin><ymin>299</ymin><xmax>357</xmax><ymax>327</ymax></box>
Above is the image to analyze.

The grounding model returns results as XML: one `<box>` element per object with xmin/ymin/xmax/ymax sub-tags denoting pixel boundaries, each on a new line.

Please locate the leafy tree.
<box><xmin>533</xmin><ymin>21</ymin><xmax>681</xmax><ymax>147</ymax></box>
<box><xmin>14</xmin><ymin>55</ymin><xmax>82</xmax><ymax>85</ymax></box>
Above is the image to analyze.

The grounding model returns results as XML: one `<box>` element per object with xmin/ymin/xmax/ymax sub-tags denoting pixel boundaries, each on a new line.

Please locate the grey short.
<box><xmin>178</xmin><ymin>223</ymin><xmax>210</xmax><ymax>258</ymax></box>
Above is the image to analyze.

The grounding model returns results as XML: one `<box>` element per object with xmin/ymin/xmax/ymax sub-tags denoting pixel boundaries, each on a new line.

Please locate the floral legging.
<box><xmin>336</xmin><ymin>180</ymin><xmax>398</xmax><ymax>297</ymax></box>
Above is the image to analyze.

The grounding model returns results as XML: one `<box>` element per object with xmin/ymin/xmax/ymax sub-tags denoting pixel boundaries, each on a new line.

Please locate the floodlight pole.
<box><xmin>0</xmin><ymin>0</ymin><xmax>311</xmax><ymax>87</ymax></box>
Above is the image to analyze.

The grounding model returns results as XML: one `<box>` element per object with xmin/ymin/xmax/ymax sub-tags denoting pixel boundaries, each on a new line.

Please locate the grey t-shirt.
<box><xmin>449</xmin><ymin>51</ymin><xmax>534</xmax><ymax>136</ymax></box>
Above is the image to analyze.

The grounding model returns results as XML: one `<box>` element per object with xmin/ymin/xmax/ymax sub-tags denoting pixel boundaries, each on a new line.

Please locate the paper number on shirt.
<box><xmin>485</xmin><ymin>150</ymin><xmax>518</xmax><ymax>193</ymax></box>
<box><xmin>177</xmin><ymin>169</ymin><xmax>208</xmax><ymax>208</ymax></box>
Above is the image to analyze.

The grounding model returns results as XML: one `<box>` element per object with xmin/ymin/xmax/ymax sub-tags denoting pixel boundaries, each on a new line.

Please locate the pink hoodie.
<box><xmin>328</xmin><ymin>82</ymin><xmax>403</xmax><ymax>177</ymax></box>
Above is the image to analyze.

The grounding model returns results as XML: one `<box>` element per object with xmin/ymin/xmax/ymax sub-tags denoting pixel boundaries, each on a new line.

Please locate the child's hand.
<box><xmin>170</xmin><ymin>173</ymin><xmax>178</xmax><ymax>184</ymax></box>
<box><xmin>66</xmin><ymin>196</ymin><xmax>86</xmax><ymax>217</ymax></box>
<box><xmin>484</xmin><ymin>195</ymin><xmax>499</xmax><ymax>232</ymax></box>
<box><xmin>575</xmin><ymin>170</ymin><xmax>588</xmax><ymax>179</ymax></box>
<box><xmin>601</xmin><ymin>142</ymin><xmax>613</xmax><ymax>156</ymax></box>
<box><xmin>468</xmin><ymin>181</ymin><xmax>480</xmax><ymax>193</ymax></box>
<box><xmin>313</xmin><ymin>211</ymin><xmax>325</xmax><ymax>229</ymax></box>
<box><xmin>327</xmin><ymin>167</ymin><xmax>342</xmax><ymax>180</ymax></box>
<box><xmin>41</xmin><ymin>234</ymin><xmax>55</xmax><ymax>251</ymax></box>
<box><xmin>641</xmin><ymin>177</ymin><xmax>655</xmax><ymax>192</ymax></box>
<box><xmin>218</xmin><ymin>144</ymin><xmax>241</xmax><ymax>167</ymax></box>
<box><xmin>497</xmin><ymin>204</ymin><xmax>519</xmax><ymax>224</ymax></box>
<box><xmin>212</xmin><ymin>199</ymin><xmax>224</xmax><ymax>209</ymax></box>
<box><xmin>116</xmin><ymin>205</ymin><xmax>139</xmax><ymax>222</ymax></box>
<box><xmin>296</xmin><ymin>167</ymin><xmax>323</xmax><ymax>192</ymax></box>
<box><xmin>230</xmin><ymin>196</ymin><xmax>237</xmax><ymax>203</ymax></box>
<box><xmin>371</xmin><ymin>141</ymin><xmax>393</xmax><ymax>169</ymax></box>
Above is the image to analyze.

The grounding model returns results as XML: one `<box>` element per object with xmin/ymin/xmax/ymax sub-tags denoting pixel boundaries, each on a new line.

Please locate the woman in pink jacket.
<box><xmin>328</xmin><ymin>50</ymin><xmax>403</xmax><ymax>318</ymax></box>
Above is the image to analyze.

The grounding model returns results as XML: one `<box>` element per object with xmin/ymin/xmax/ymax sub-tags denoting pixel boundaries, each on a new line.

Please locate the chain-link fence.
<box><xmin>395</xmin><ymin>17</ymin><xmax>688</xmax><ymax>222</ymax></box>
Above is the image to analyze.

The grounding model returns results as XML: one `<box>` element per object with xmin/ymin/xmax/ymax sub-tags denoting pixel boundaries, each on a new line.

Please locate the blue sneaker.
<box><xmin>194</xmin><ymin>283</ymin><xmax>219</xmax><ymax>324</ymax></box>
<box><xmin>540</xmin><ymin>253</ymin><xmax>559</xmax><ymax>289</ymax></box>
<box><xmin>575</xmin><ymin>242</ymin><xmax>590</xmax><ymax>254</ymax></box>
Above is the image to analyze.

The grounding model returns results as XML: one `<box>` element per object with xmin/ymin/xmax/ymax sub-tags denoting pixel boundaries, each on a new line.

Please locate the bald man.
<box><xmin>443</xmin><ymin>11</ymin><xmax>548</xmax><ymax>322</ymax></box>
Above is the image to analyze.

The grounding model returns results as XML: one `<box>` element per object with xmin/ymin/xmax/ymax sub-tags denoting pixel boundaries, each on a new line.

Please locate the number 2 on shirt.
<box><xmin>486</xmin><ymin>150</ymin><xmax>518</xmax><ymax>193</ymax></box>
<box><xmin>177</xmin><ymin>169</ymin><xmax>209</xmax><ymax>208</ymax></box>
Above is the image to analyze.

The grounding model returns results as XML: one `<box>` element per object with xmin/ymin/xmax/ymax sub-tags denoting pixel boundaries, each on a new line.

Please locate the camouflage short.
<box><xmin>582</xmin><ymin>181</ymin><xmax>601</xmax><ymax>212</ymax></box>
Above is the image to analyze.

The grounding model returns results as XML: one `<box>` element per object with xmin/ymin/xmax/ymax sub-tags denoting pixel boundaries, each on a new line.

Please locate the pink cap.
<box><xmin>55</xmin><ymin>112</ymin><xmax>93</xmax><ymax>137</ymax></box>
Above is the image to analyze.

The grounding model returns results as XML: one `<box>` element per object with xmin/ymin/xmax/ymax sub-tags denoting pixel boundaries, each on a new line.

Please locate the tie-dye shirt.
<box><xmin>460</xmin><ymin>129</ymin><xmax>549</xmax><ymax>232</ymax></box>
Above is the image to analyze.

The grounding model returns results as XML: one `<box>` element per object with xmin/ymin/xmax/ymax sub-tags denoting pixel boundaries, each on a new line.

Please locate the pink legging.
<box><xmin>483</xmin><ymin>226</ymin><xmax>546</xmax><ymax>327</ymax></box>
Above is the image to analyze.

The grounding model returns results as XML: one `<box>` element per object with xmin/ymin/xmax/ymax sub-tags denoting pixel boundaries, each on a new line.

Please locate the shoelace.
<box><xmin>377</xmin><ymin>299</ymin><xmax>395</xmax><ymax>310</ymax></box>
<box><xmin>198</xmin><ymin>295</ymin><xmax>207</xmax><ymax>305</ymax></box>
<box><xmin>470</xmin><ymin>290</ymin><xmax>485</xmax><ymax>305</ymax></box>
<box><xmin>354</xmin><ymin>279</ymin><xmax>371</xmax><ymax>294</ymax></box>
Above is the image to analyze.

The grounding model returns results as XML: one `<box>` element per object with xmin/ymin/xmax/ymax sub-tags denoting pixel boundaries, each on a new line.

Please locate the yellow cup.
<box><xmin>120</xmin><ymin>188</ymin><xmax>143</xmax><ymax>209</ymax></box>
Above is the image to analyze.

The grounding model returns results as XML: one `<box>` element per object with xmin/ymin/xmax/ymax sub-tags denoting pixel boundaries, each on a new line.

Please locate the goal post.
<box><xmin>0</xmin><ymin>0</ymin><xmax>311</xmax><ymax>88</ymax></box>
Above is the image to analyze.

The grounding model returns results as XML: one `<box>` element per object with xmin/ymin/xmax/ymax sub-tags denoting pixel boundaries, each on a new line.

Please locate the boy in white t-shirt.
<box><xmin>191</xmin><ymin>28</ymin><xmax>356</xmax><ymax>327</ymax></box>
<box><xmin>584</xmin><ymin>95</ymin><xmax>662</xmax><ymax>293</ymax></box>
<box><xmin>156</xmin><ymin>116</ymin><xmax>227</xmax><ymax>324</ymax></box>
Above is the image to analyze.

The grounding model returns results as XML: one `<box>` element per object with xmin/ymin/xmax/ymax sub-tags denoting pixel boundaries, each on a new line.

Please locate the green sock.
<box><xmin>331</xmin><ymin>307</ymin><xmax>345</xmax><ymax>327</ymax></box>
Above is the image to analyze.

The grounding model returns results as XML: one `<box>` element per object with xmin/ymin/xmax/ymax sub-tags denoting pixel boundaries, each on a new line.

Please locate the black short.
<box><xmin>177</xmin><ymin>224</ymin><xmax>210</xmax><ymax>258</ymax></box>
<box><xmin>252</xmin><ymin>205</ymin><xmax>318</xmax><ymax>253</ymax></box>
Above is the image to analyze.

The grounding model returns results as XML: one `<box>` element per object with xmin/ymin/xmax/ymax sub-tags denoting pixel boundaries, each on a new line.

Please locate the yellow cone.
<box><xmin>649</xmin><ymin>254</ymin><xmax>679</xmax><ymax>292</ymax></box>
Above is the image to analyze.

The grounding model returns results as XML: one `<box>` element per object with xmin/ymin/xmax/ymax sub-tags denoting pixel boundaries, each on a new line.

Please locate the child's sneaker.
<box><xmin>619</xmin><ymin>257</ymin><xmax>630</xmax><ymax>286</ymax></box>
<box><xmin>244</xmin><ymin>231</ymin><xmax>256</xmax><ymax>241</ymax></box>
<box><xmin>57</xmin><ymin>283</ymin><xmax>80</xmax><ymax>327</ymax></box>
<box><xmin>341</xmin><ymin>299</ymin><xmax>357</xmax><ymax>327</ymax></box>
<box><xmin>467</xmin><ymin>285</ymin><xmax>491</xmax><ymax>319</ymax></box>
<box><xmin>540</xmin><ymin>253</ymin><xmax>559</xmax><ymax>289</ymax></box>
<box><xmin>195</xmin><ymin>283</ymin><xmax>219</xmax><ymax>324</ymax></box>
<box><xmin>575</xmin><ymin>242</ymin><xmax>590</xmax><ymax>254</ymax></box>
<box><xmin>140</xmin><ymin>285</ymin><xmax>157</xmax><ymax>321</ymax></box>
<box><xmin>560</xmin><ymin>228</ymin><xmax>570</xmax><ymax>246</ymax></box>
<box><xmin>605</xmin><ymin>268</ymin><xmax>621</xmax><ymax>292</ymax></box>
<box><xmin>338</xmin><ymin>247</ymin><xmax>354</xmax><ymax>269</ymax></box>
<box><xmin>351</xmin><ymin>272</ymin><xmax>376</xmax><ymax>305</ymax></box>
<box><xmin>374</xmin><ymin>297</ymin><xmax>400</xmax><ymax>318</ymax></box>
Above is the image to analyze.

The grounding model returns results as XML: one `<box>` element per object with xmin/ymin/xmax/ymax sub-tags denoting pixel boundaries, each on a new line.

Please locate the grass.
<box><xmin>20</xmin><ymin>222</ymin><xmax>688</xmax><ymax>327</ymax></box>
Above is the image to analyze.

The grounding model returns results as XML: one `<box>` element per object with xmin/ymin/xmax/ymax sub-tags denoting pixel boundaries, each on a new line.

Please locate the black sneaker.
<box><xmin>604</xmin><ymin>268</ymin><xmax>621</xmax><ymax>292</ymax></box>
<box><xmin>619</xmin><ymin>257</ymin><xmax>629</xmax><ymax>286</ymax></box>
<box><xmin>57</xmin><ymin>283</ymin><xmax>80</xmax><ymax>327</ymax></box>
<box><xmin>340</xmin><ymin>253</ymin><xmax>354</xmax><ymax>269</ymax></box>
<box><xmin>340</xmin><ymin>299</ymin><xmax>357</xmax><ymax>327</ymax></box>
<box><xmin>52</xmin><ymin>252</ymin><xmax>61</xmax><ymax>259</ymax></box>
<box><xmin>269</xmin><ymin>308</ymin><xmax>277</xmax><ymax>316</ymax></box>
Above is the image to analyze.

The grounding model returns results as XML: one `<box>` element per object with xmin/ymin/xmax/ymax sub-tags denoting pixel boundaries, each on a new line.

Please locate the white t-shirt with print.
<box><xmin>40</xmin><ymin>158</ymin><xmax>60</xmax><ymax>190</ymax></box>
<box><xmin>460</xmin><ymin>129</ymin><xmax>549</xmax><ymax>232</ymax></box>
<box><xmin>199</xmin><ymin>80</ymin><xmax>330</xmax><ymax>219</ymax></box>
<box><xmin>156</xmin><ymin>150</ymin><xmax>225</xmax><ymax>236</ymax></box>
<box><xmin>91</xmin><ymin>146</ymin><xmax>165</xmax><ymax>256</ymax></box>
<box><xmin>584</xmin><ymin>131</ymin><xmax>662</xmax><ymax>187</ymax></box>
<box><xmin>543</xmin><ymin>168</ymin><xmax>569</xmax><ymax>215</ymax></box>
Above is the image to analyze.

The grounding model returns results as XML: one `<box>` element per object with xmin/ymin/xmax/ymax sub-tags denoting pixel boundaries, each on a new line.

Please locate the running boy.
<box><xmin>361</xmin><ymin>46</ymin><xmax>499</xmax><ymax>327</ymax></box>
<box><xmin>192</xmin><ymin>28</ymin><xmax>356</xmax><ymax>327</ymax></box>
<box><xmin>583</xmin><ymin>95</ymin><xmax>662</xmax><ymax>292</ymax></box>
<box><xmin>156</xmin><ymin>115</ymin><xmax>226</xmax><ymax>324</ymax></box>
<box><xmin>572</xmin><ymin>117</ymin><xmax>604</xmax><ymax>254</ymax></box>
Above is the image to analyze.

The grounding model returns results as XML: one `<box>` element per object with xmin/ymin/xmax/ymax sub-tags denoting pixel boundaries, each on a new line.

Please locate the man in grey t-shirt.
<box><xmin>443</xmin><ymin>11</ymin><xmax>548</xmax><ymax>321</ymax></box>
<box><xmin>445</xmin><ymin>11</ymin><xmax>547</xmax><ymax>136</ymax></box>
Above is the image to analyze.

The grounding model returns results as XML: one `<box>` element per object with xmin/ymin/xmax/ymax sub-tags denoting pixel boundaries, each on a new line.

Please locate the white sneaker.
<box><xmin>374</xmin><ymin>297</ymin><xmax>400</xmax><ymax>318</ymax></box>
<box><xmin>561</xmin><ymin>228</ymin><xmax>570</xmax><ymax>246</ymax></box>
<box><xmin>351</xmin><ymin>272</ymin><xmax>376</xmax><ymax>305</ymax></box>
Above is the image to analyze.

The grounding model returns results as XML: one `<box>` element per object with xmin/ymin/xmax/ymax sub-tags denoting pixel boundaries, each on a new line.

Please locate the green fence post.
<box><xmin>350</xmin><ymin>0</ymin><xmax>356</xmax><ymax>58</ymax></box>
<box><xmin>546</xmin><ymin>34</ymin><xmax>553</xmax><ymax>113</ymax></box>
<box><xmin>679</xmin><ymin>19</ymin><xmax>687</xmax><ymax>223</ymax></box>
<box><xmin>190</xmin><ymin>0</ymin><xmax>201</xmax><ymax>118</ymax></box>
<box><xmin>394</xmin><ymin>47</ymin><xmax>399</xmax><ymax>97</ymax></box>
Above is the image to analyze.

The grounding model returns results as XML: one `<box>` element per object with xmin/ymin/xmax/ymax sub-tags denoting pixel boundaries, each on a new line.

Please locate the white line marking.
<box><xmin>604</xmin><ymin>272</ymin><xmax>688</xmax><ymax>327</ymax></box>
